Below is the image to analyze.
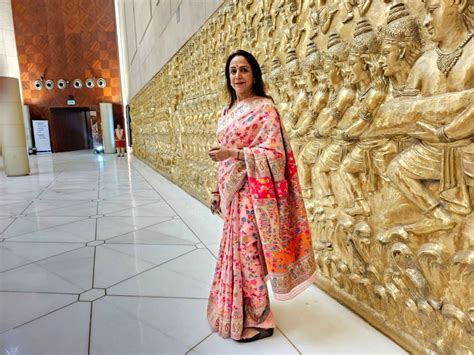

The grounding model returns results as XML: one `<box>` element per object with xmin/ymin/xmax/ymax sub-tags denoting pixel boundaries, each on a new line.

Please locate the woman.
<box><xmin>114</xmin><ymin>123</ymin><xmax>125</xmax><ymax>157</ymax></box>
<box><xmin>207</xmin><ymin>50</ymin><xmax>316</xmax><ymax>342</ymax></box>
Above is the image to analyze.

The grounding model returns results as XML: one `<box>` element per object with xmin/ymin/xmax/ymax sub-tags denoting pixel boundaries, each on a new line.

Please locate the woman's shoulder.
<box><xmin>253</xmin><ymin>96</ymin><xmax>277</xmax><ymax>113</ymax></box>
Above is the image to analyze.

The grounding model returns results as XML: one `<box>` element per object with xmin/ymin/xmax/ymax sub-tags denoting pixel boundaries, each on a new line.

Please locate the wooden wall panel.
<box><xmin>11</xmin><ymin>0</ymin><xmax>123</xmax><ymax>152</ymax></box>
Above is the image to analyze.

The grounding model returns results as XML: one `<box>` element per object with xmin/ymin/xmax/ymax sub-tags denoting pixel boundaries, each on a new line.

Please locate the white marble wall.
<box><xmin>0</xmin><ymin>0</ymin><xmax>20</xmax><ymax>78</ymax></box>
<box><xmin>117</xmin><ymin>0</ymin><xmax>224</xmax><ymax>101</ymax></box>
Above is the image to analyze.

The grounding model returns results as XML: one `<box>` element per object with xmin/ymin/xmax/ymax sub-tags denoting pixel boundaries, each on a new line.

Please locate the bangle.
<box><xmin>436</xmin><ymin>126</ymin><xmax>450</xmax><ymax>142</ymax></box>
<box><xmin>237</xmin><ymin>150</ymin><xmax>241</xmax><ymax>160</ymax></box>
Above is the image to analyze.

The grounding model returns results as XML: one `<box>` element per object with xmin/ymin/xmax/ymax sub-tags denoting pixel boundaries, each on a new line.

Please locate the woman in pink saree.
<box><xmin>207</xmin><ymin>50</ymin><xmax>316</xmax><ymax>342</ymax></box>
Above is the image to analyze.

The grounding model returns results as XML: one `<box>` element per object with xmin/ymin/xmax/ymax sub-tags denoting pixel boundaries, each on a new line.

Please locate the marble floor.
<box><xmin>0</xmin><ymin>151</ymin><xmax>407</xmax><ymax>355</ymax></box>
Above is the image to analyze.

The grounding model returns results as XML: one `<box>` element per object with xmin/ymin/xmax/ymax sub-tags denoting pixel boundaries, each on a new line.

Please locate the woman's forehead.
<box><xmin>230</xmin><ymin>56</ymin><xmax>251</xmax><ymax>67</ymax></box>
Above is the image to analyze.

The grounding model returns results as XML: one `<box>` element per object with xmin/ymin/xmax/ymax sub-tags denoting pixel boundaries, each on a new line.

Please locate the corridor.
<box><xmin>0</xmin><ymin>151</ymin><xmax>406</xmax><ymax>354</ymax></box>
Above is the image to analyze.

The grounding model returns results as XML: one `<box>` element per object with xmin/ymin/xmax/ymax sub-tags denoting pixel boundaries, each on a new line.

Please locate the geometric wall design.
<box><xmin>11</xmin><ymin>0</ymin><xmax>122</xmax><ymax>149</ymax></box>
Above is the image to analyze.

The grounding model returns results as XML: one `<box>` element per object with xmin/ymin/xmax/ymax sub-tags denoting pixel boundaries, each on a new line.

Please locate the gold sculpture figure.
<box><xmin>339</xmin><ymin>5</ymin><xmax>424</xmax><ymax>217</ymax></box>
<box><xmin>294</xmin><ymin>39</ymin><xmax>329</xmax><ymax>204</ymax></box>
<box><xmin>337</xmin><ymin>18</ymin><xmax>388</xmax><ymax>217</ymax></box>
<box><xmin>282</xmin><ymin>48</ymin><xmax>303</xmax><ymax>134</ymax></box>
<box><xmin>386</xmin><ymin>0</ymin><xmax>474</xmax><ymax>235</ymax></box>
<box><xmin>342</xmin><ymin>0</ymin><xmax>373</xmax><ymax>23</ymax></box>
<box><xmin>313</xmin><ymin>28</ymin><xmax>364</xmax><ymax>214</ymax></box>
<box><xmin>286</xmin><ymin>46</ymin><xmax>313</xmax><ymax>159</ymax></box>
<box><xmin>129</xmin><ymin>1</ymin><xmax>474</xmax><ymax>352</ymax></box>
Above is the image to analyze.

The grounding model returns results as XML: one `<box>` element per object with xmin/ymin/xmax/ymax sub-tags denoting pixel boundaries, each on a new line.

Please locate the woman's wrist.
<box><xmin>235</xmin><ymin>149</ymin><xmax>243</xmax><ymax>160</ymax></box>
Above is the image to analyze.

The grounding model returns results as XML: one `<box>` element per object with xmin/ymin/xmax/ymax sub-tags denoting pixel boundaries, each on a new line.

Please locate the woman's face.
<box><xmin>229</xmin><ymin>55</ymin><xmax>254</xmax><ymax>98</ymax></box>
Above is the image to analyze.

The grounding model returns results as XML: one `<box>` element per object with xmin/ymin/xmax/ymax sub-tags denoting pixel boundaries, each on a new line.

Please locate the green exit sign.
<box><xmin>67</xmin><ymin>99</ymin><xmax>75</xmax><ymax>105</ymax></box>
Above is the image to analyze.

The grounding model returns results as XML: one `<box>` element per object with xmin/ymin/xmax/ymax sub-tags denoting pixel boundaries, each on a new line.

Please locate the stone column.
<box><xmin>23</xmin><ymin>105</ymin><xmax>33</xmax><ymax>151</ymax></box>
<box><xmin>0</xmin><ymin>76</ymin><xmax>30</xmax><ymax>176</ymax></box>
<box><xmin>99</xmin><ymin>102</ymin><xmax>116</xmax><ymax>154</ymax></box>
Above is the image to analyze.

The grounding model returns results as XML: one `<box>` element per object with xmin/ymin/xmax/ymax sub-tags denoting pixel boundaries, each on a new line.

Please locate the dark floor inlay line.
<box><xmin>98</xmin><ymin>216</ymin><xmax>175</xmax><ymax>242</ymax></box>
<box><xmin>0</xmin><ymin>290</ymin><xmax>79</xmax><ymax>296</ymax></box>
<box><xmin>104</xmin><ymin>241</ymin><xmax>197</xmax><ymax>246</ymax></box>
<box><xmin>106</xmin><ymin>294</ymin><xmax>209</xmax><ymax>300</ymax></box>
<box><xmin>21</xmin><ymin>200</ymin><xmax>99</xmax><ymax>216</ymax></box>
<box><xmin>98</xmin><ymin>199</ymin><xmax>163</xmax><ymax>216</ymax></box>
<box><xmin>0</xmin><ymin>300</ymin><xmax>79</xmax><ymax>336</ymax></box>
<box><xmin>277</xmin><ymin>326</ymin><xmax>303</xmax><ymax>355</ymax></box>
<box><xmin>103</xmin><ymin>247</ymin><xmax>198</xmax><ymax>290</ymax></box>
<box><xmin>185</xmin><ymin>332</ymin><xmax>213</xmax><ymax>355</ymax></box>
<box><xmin>131</xmin><ymin>162</ymin><xmax>216</xmax><ymax>259</ymax></box>
<box><xmin>2</xmin><ymin>216</ymin><xmax>91</xmax><ymax>241</ymax></box>
<box><xmin>0</xmin><ymin>244</ymin><xmax>89</xmax><ymax>274</ymax></box>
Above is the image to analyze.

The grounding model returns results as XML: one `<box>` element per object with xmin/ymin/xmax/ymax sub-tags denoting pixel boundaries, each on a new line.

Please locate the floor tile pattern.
<box><xmin>0</xmin><ymin>151</ymin><xmax>407</xmax><ymax>354</ymax></box>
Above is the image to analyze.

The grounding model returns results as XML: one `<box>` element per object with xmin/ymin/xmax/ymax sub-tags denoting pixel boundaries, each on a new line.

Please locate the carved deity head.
<box><xmin>349</xmin><ymin>18</ymin><xmax>381</xmax><ymax>86</ymax></box>
<box><xmin>269</xmin><ymin>56</ymin><xmax>284</xmax><ymax>97</ymax></box>
<box><xmin>381</xmin><ymin>3</ymin><xmax>423</xmax><ymax>78</ymax></box>
<box><xmin>285</xmin><ymin>48</ymin><xmax>302</xmax><ymax>88</ymax></box>
<box><xmin>422</xmin><ymin>0</ymin><xmax>474</xmax><ymax>43</ymax></box>
<box><xmin>302</xmin><ymin>40</ymin><xmax>322</xmax><ymax>89</ymax></box>
<box><xmin>325</xmin><ymin>32</ymin><xmax>349</xmax><ymax>86</ymax></box>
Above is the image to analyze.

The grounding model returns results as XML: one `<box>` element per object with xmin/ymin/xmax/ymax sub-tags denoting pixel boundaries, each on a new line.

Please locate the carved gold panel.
<box><xmin>130</xmin><ymin>1</ymin><xmax>474</xmax><ymax>353</ymax></box>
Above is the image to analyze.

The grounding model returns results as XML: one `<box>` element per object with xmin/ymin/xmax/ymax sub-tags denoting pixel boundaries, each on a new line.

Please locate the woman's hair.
<box><xmin>225</xmin><ymin>49</ymin><xmax>272</xmax><ymax>109</ymax></box>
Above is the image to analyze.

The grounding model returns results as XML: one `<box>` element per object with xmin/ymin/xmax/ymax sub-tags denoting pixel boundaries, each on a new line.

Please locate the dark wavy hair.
<box><xmin>225</xmin><ymin>49</ymin><xmax>272</xmax><ymax>109</ymax></box>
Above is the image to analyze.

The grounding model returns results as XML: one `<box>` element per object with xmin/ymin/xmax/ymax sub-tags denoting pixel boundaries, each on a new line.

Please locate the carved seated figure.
<box><xmin>283</xmin><ymin>48</ymin><xmax>304</xmax><ymax>134</ymax></box>
<box><xmin>385</xmin><ymin>0</ymin><xmax>474</xmax><ymax>235</ymax></box>
<box><xmin>295</xmin><ymin>40</ymin><xmax>329</xmax><ymax>201</ymax></box>
<box><xmin>338</xmin><ymin>3</ymin><xmax>423</xmax><ymax>217</ymax></box>
<box><xmin>311</xmin><ymin>32</ymin><xmax>353</xmax><ymax>213</ymax></box>
<box><xmin>314</xmin><ymin>19</ymin><xmax>382</xmax><ymax>214</ymax></box>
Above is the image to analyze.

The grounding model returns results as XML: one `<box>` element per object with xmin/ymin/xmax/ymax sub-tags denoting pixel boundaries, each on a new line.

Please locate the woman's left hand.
<box><xmin>208</xmin><ymin>147</ymin><xmax>234</xmax><ymax>162</ymax></box>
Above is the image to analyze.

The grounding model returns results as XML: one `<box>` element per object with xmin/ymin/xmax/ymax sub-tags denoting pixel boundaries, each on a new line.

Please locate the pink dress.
<box><xmin>207</xmin><ymin>97</ymin><xmax>316</xmax><ymax>340</ymax></box>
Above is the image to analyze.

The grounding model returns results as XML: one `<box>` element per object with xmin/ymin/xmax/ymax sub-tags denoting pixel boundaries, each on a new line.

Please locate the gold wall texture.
<box><xmin>130</xmin><ymin>0</ymin><xmax>474</xmax><ymax>353</ymax></box>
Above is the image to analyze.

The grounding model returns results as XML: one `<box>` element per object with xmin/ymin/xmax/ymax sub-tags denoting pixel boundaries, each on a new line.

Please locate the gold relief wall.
<box><xmin>130</xmin><ymin>0</ymin><xmax>474</xmax><ymax>353</ymax></box>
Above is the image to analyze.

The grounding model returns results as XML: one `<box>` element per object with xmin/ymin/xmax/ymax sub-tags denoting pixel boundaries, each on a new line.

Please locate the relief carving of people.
<box><xmin>295</xmin><ymin>40</ymin><xmax>330</xmax><ymax>206</ymax></box>
<box><xmin>129</xmin><ymin>1</ymin><xmax>474</xmax><ymax>352</ymax></box>
<box><xmin>385</xmin><ymin>0</ymin><xmax>474</xmax><ymax>236</ymax></box>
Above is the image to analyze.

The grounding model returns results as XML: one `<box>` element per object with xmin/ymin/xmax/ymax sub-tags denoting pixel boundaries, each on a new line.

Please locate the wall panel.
<box><xmin>129</xmin><ymin>1</ymin><xmax>474</xmax><ymax>353</ymax></box>
<box><xmin>11</xmin><ymin>0</ymin><xmax>123</xmax><ymax>152</ymax></box>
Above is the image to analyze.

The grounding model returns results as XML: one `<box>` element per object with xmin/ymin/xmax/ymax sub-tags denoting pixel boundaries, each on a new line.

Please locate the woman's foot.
<box><xmin>235</xmin><ymin>328</ymin><xmax>274</xmax><ymax>343</ymax></box>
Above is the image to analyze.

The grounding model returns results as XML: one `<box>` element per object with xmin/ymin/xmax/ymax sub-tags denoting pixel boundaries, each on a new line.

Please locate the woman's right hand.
<box><xmin>210</xmin><ymin>194</ymin><xmax>221</xmax><ymax>214</ymax></box>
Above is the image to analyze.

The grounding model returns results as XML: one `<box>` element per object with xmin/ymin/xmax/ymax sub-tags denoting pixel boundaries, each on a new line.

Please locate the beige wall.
<box><xmin>117</xmin><ymin>0</ymin><xmax>224</xmax><ymax>102</ymax></box>
<box><xmin>0</xmin><ymin>0</ymin><xmax>20</xmax><ymax>78</ymax></box>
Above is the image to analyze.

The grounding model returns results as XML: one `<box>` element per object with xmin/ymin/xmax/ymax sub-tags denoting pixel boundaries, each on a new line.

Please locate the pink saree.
<box><xmin>207</xmin><ymin>97</ymin><xmax>316</xmax><ymax>340</ymax></box>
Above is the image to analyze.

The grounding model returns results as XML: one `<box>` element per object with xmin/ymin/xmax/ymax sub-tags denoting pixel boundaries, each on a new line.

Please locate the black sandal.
<box><xmin>236</xmin><ymin>328</ymin><xmax>274</xmax><ymax>343</ymax></box>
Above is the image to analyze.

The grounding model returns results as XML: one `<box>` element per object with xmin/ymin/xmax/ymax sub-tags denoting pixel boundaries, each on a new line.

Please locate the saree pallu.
<box><xmin>207</xmin><ymin>97</ymin><xmax>316</xmax><ymax>340</ymax></box>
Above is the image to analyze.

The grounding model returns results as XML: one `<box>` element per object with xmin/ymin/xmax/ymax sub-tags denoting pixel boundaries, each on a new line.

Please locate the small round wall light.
<box><xmin>97</xmin><ymin>78</ymin><xmax>106</xmax><ymax>88</ymax></box>
<box><xmin>73</xmin><ymin>79</ymin><xmax>83</xmax><ymax>89</ymax></box>
<box><xmin>34</xmin><ymin>80</ymin><xmax>43</xmax><ymax>90</ymax></box>
<box><xmin>85</xmin><ymin>78</ymin><xmax>95</xmax><ymax>88</ymax></box>
<box><xmin>45</xmin><ymin>79</ymin><xmax>54</xmax><ymax>90</ymax></box>
<box><xmin>57</xmin><ymin>79</ymin><xmax>67</xmax><ymax>90</ymax></box>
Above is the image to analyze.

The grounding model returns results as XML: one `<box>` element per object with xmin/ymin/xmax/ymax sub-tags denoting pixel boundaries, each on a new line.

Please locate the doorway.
<box><xmin>50</xmin><ymin>107</ymin><xmax>93</xmax><ymax>152</ymax></box>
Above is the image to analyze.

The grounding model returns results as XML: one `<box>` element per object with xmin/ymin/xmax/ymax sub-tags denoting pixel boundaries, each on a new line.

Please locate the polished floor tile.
<box><xmin>1</xmin><ymin>216</ymin><xmax>86</xmax><ymax>239</ymax></box>
<box><xmin>107</xmin><ymin>248</ymin><xmax>214</xmax><ymax>298</ymax></box>
<box><xmin>0</xmin><ymin>241</ymin><xmax>84</xmax><ymax>272</ymax></box>
<box><xmin>93</xmin><ymin>244</ymin><xmax>195</xmax><ymax>288</ymax></box>
<box><xmin>0</xmin><ymin>292</ymin><xmax>77</xmax><ymax>333</ymax></box>
<box><xmin>0</xmin><ymin>151</ymin><xmax>407</xmax><ymax>355</ymax></box>
<box><xmin>106</xmin><ymin>218</ymin><xmax>202</xmax><ymax>245</ymax></box>
<box><xmin>191</xmin><ymin>329</ymin><xmax>299</xmax><ymax>355</ymax></box>
<box><xmin>96</xmin><ymin>216</ymin><xmax>173</xmax><ymax>240</ymax></box>
<box><xmin>8</xmin><ymin>218</ymin><xmax>97</xmax><ymax>243</ymax></box>
<box><xmin>0</xmin><ymin>302</ymin><xmax>90</xmax><ymax>355</ymax></box>
<box><xmin>91</xmin><ymin>297</ymin><xmax>210</xmax><ymax>355</ymax></box>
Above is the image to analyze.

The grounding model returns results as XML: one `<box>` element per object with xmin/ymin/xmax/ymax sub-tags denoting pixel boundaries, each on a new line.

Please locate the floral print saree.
<box><xmin>207</xmin><ymin>96</ymin><xmax>316</xmax><ymax>340</ymax></box>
